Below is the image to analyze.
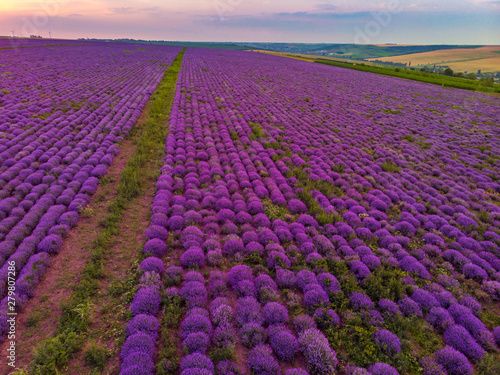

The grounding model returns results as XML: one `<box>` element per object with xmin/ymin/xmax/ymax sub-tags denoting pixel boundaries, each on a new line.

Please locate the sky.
<box><xmin>0</xmin><ymin>0</ymin><xmax>499</xmax><ymax>44</ymax></box>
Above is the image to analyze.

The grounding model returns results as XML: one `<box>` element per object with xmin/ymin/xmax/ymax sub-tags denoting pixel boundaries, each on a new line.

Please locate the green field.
<box><xmin>315</xmin><ymin>59</ymin><xmax>500</xmax><ymax>93</ymax></box>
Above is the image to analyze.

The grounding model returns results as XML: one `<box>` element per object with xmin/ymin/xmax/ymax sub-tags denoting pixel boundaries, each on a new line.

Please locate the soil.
<box><xmin>67</xmin><ymin>183</ymin><xmax>155</xmax><ymax>375</ymax></box>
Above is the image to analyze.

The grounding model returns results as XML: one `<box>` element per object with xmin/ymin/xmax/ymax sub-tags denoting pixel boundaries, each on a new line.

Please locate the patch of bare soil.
<box><xmin>66</xmin><ymin>183</ymin><xmax>155</xmax><ymax>375</ymax></box>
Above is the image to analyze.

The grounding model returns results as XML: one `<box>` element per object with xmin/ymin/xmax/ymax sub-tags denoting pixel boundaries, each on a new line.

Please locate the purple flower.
<box><xmin>426</xmin><ymin>307</ymin><xmax>455</xmax><ymax>333</ymax></box>
<box><xmin>247</xmin><ymin>345</ymin><xmax>280</xmax><ymax>375</ymax></box>
<box><xmin>207</xmin><ymin>250</ymin><xmax>224</xmax><ymax>267</ymax></box>
<box><xmin>462</xmin><ymin>263</ymin><xmax>488</xmax><ymax>281</ymax></box>
<box><xmin>180</xmin><ymin>353</ymin><xmax>214</xmax><ymax>373</ymax></box>
<box><xmin>228</xmin><ymin>265</ymin><xmax>253</xmax><ymax>287</ymax></box>
<box><xmin>143</xmin><ymin>238</ymin><xmax>167</xmax><ymax>257</ymax></box>
<box><xmin>493</xmin><ymin>326</ymin><xmax>500</xmax><ymax>346</ymax></box>
<box><xmin>313</xmin><ymin>235</ymin><xmax>334</xmax><ymax>255</ymax></box>
<box><xmin>435</xmin><ymin>346</ymin><xmax>473</xmax><ymax>375</ymax></box>
<box><xmin>183</xmin><ymin>332</ymin><xmax>210</xmax><ymax>354</ymax></box>
<box><xmin>235</xmin><ymin>279</ymin><xmax>257</xmax><ymax>298</ymax></box>
<box><xmin>372</xmin><ymin>329</ymin><xmax>401</xmax><ymax>356</ymax></box>
<box><xmin>213</xmin><ymin>323</ymin><xmax>237</xmax><ymax>348</ymax></box>
<box><xmin>458</xmin><ymin>296</ymin><xmax>481</xmax><ymax>316</ymax></box>
<box><xmin>120</xmin><ymin>332</ymin><xmax>155</xmax><ymax>359</ymax></box>
<box><xmin>361</xmin><ymin>255</ymin><xmax>381</xmax><ymax>271</ymax></box>
<box><xmin>378</xmin><ymin>299</ymin><xmax>401</xmax><ymax>318</ymax></box>
<box><xmin>362</xmin><ymin>309</ymin><xmax>385</xmax><ymax>328</ymax></box>
<box><xmin>448</xmin><ymin>303</ymin><xmax>487</xmax><ymax>339</ymax></box>
<box><xmin>211</xmin><ymin>304</ymin><xmax>233</xmax><ymax>327</ymax></box>
<box><xmin>165</xmin><ymin>265</ymin><xmax>183</xmax><ymax>285</ymax></box>
<box><xmin>367</xmin><ymin>363</ymin><xmax>399</xmax><ymax>375</ymax></box>
<box><xmin>443</xmin><ymin>325</ymin><xmax>484</xmax><ymax>361</ymax></box>
<box><xmin>37</xmin><ymin>234</ymin><xmax>63</xmax><ymax>254</ymax></box>
<box><xmin>210</xmin><ymin>297</ymin><xmax>230</xmax><ymax>315</ymax></box>
<box><xmin>296</xmin><ymin>270</ymin><xmax>317</xmax><ymax>290</ymax></box>
<box><xmin>216</xmin><ymin>360</ymin><xmax>243</xmax><ymax>375</ymax></box>
<box><xmin>140</xmin><ymin>257</ymin><xmax>164</xmax><ymax>274</ymax></box>
<box><xmin>349</xmin><ymin>260</ymin><xmax>371</xmax><ymax>279</ymax></box>
<box><xmin>125</xmin><ymin>314</ymin><xmax>160</xmax><ymax>339</ymax></box>
<box><xmin>419</xmin><ymin>357</ymin><xmax>447</xmax><ymax>375</ymax></box>
<box><xmin>181</xmin><ymin>248</ymin><xmax>205</xmax><ymax>268</ymax></box>
<box><xmin>145</xmin><ymin>225</ymin><xmax>169</xmax><ymax>241</ymax></box>
<box><xmin>399</xmin><ymin>256</ymin><xmax>431</xmax><ymax>280</ymax></box>
<box><xmin>270</xmin><ymin>330</ymin><xmax>299</xmax><ymax>361</ymax></box>
<box><xmin>255</xmin><ymin>274</ymin><xmax>278</xmax><ymax>291</ymax></box>
<box><xmin>185</xmin><ymin>271</ymin><xmax>204</xmax><ymax>283</ymax></box>
<box><xmin>482</xmin><ymin>281</ymin><xmax>500</xmax><ymax>300</ymax></box>
<box><xmin>130</xmin><ymin>287</ymin><xmax>161</xmax><ymax>316</ymax></box>
<box><xmin>209</xmin><ymin>278</ymin><xmax>228</xmax><ymax>299</ymax></box>
<box><xmin>349</xmin><ymin>292</ymin><xmax>374</xmax><ymax>311</ymax></box>
<box><xmin>223</xmin><ymin>239</ymin><xmax>244</xmax><ymax>256</ymax></box>
<box><xmin>167</xmin><ymin>215</ymin><xmax>185</xmax><ymax>231</ymax></box>
<box><xmin>411</xmin><ymin>289</ymin><xmax>440</xmax><ymax>312</ymax></box>
<box><xmin>398</xmin><ymin>298</ymin><xmax>423</xmax><ymax>318</ymax></box>
<box><xmin>240</xmin><ymin>322</ymin><xmax>267</xmax><ymax>348</ymax></box>
<box><xmin>267</xmin><ymin>251</ymin><xmax>291</xmax><ymax>269</ymax></box>
<box><xmin>288</xmin><ymin>199</ymin><xmax>307</xmax><ymax>214</ymax></box>
<box><xmin>121</xmin><ymin>353</ymin><xmax>154</xmax><ymax>374</ymax></box>
<box><xmin>313</xmin><ymin>308</ymin><xmax>340</xmax><ymax>329</ymax></box>
<box><xmin>293</xmin><ymin>315</ymin><xmax>317</xmax><ymax>334</ymax></box>
<box><xmin>180</xmin><ymin>313</ymin><xmax>213</xmax><ymax>339</ymax></box>
<box><xmin>181</xmin><ymin>281</ymin><xmax>208</xmax><ymax>308</ymax></box>
<box><xmin>316</xmin><ymin>273</ymin><xmax>340</xmax><ymax>294</ymax></box>
<box><xmin>236</xmin><ymin>297</ymin><xmax>263</xmax><ymax>326</ymax></box>
<box><xmin>263</xmin><ymin>302</ymin><xmax>288</xmax><ymax>325</ymax></box>
<box><xmin>298</xmin><ymin>328</ymin><xmax>337</xmax><ymax>375</ymax></box>
<box><xmin>285</xmin><ymin>369</ymin><xmax>309</xmax><ymax>375</ymax></box>
<box><xmin>254</xmin><ymin>213</ymin><xmax>271</xmax><ymax>228</ymax></box>
<box><xmin>304</xmin><ymin>289</ymin><xmax>329</xmax><ymax>310</ymax></box>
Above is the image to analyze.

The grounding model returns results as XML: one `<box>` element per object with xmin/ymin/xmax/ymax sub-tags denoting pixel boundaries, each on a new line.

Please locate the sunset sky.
<box><xmin>0</xmin><ymin>0</ymin><xmax>499</xmax><ymax>44</ymax></box>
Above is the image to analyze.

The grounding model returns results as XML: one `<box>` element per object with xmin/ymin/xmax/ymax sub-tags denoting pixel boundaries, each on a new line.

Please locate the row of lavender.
<box><xmin>0</xmin><ymin>43</ymin><xmax>182</xmax><ymax>339</ymax></box>
<box><xmin>122</xmin><ymin>46</ymin><xmax>500</xmax><ymax>375</ymax></box>
<box><xmin>0</xmin><ymin>38</ymin><xmax>86</xmax><ymax>49</ymax></box>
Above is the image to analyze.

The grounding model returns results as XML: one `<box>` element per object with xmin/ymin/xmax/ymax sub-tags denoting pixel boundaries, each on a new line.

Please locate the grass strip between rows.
<box><xmin>17</xmin><ymin>48</ymin><xmax>186</xmax><ymax>375</ymax></box>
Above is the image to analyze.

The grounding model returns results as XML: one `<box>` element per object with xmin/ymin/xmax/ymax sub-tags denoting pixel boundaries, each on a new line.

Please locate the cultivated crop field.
<box><xmin>0</xmin><ymin>41</ymin><xmax>499</xmax><ymax>375</ymax></box>
<box><xmin>367</xmin><ymin>46</ymin><xmax>500</xmax><ymax>73</ymax></box>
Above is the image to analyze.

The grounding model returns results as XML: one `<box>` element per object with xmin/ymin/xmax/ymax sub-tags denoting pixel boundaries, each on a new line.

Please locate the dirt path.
<box><xmin>66</xmin><ymin>184</ymin><xmax>154</xmax><ymax>375</ymax></box>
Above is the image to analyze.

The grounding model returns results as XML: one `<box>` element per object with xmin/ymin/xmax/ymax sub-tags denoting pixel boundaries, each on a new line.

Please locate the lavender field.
<box><xmin>1</xmin><ymin>42</ymin><xmax>500</xmax><ymax>375</ymax></box>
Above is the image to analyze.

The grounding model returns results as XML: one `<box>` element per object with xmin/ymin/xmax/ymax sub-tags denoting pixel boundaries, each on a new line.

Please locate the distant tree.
<box><xmin>455</xmin><ymin>72</ymin><xmax>464</xmax><ymax>78</ymax></box>
<box><xmin>480</xmin><ymin>77</ymin><xmax>494</xmax><ymax>87</ymax></box>
<box><xmin>444</xmin><ymin>68</ymin><xmax>454</xmax><ymax>76</ymax></box>
<box><xmin>467</xmin><ymin>73</ymin><xmax>476</xmax><ymax>80</ymax></box>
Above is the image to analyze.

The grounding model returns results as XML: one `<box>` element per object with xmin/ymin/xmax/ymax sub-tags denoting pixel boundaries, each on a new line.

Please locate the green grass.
<box><xmin>381</xmin><ymin>161</ymin><xmax>401</xmax><ymax>173</ymax></box>
<box><xmin>315</xmin><ymin>59</ymin><xmax>500</xmax><ymax>93</ymax></box>
<box><xmin>83</xmin><ymin>343</ymin><xmax>110</xmax><ymax>371</ymax></box>
<box><xmin>156</xmin><ymin>294</ymin><xmax>184</xmax><ymax>374</ymax></box>
<box><xmin>248</xmin><ymin>122</ymin><xmax>266</xmax><ymax>140</ymax></box>
<box><xmin>29</xmin><ymin>48</ymin><xmax>186</xmax><ymax>375</ymax></box>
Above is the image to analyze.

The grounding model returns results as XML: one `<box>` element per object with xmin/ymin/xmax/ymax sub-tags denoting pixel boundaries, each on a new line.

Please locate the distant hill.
<box><xmin>89</xmin><ymin>39</ymin><xmax>251</xmax><ymax>50</ymax></box>
<box><xmin>89</xmin><ymin>40</ymin><xmax>484</xmax><ymax>59</ymax></box>
<box><xmin>231</xmin><ymin>43</ymin><xmax>484</xmax><ymax>60</ymax></box>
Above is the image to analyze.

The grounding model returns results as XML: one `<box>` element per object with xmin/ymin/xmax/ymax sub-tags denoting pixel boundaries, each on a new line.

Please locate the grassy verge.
<box><xmin>315</xmin><ymin>59</ymin><xmax>500</xmax><ymax>93</ymax></box>
<box><xmin>22</xmin><ymin>48</ymin><xmax>186</xmax><ymax>375</ymax></box>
